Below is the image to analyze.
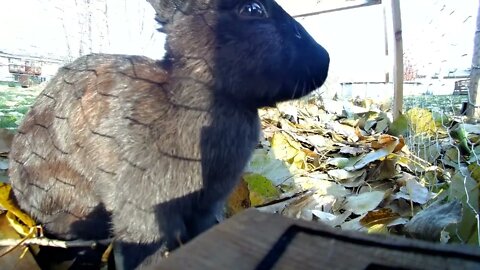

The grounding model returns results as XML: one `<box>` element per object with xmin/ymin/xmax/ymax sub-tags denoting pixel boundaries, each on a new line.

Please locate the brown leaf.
<box><xmin>226</xmin><ymin>179</ymin><xmax>251</xmax><ymax>217</ymax></box>
<box><xmin>360</xmin><ymin>208</ymin><xmax>400</xmax><ymax>227</ymax></box>
<box><xmin>301</xmin><ymin>148</ymin><xmax>318</xmax><ymax>159</ymax></box>
<box><xmin>355</xmin><ymin>126</ymin><xmax>366</xmax><ymax>140</ymax></box>
<box><xmin>368</xmin><ymin>159</ymin><xmax>398</xmax><ymax>182</ymax></box>
<box><xmin>371</xmin><ymin>134</ymin><xmax>397</xmax><ymax>149</ymax></box>
<box><xmin>281</xmin><ymin>193</ymin><xmax>317</xmax><ymax>220</ymax></box>
<box><xmin>393</xmin><ymin>136</ymin><xmax>405</xmax><ymax>153</ymax></box>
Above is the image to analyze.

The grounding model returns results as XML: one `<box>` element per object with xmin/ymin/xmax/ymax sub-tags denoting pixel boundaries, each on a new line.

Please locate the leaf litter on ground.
<box><xmin>229</xmin><ymin>96</ymin><xmax>480</xmax><ymax>245</ymax></box>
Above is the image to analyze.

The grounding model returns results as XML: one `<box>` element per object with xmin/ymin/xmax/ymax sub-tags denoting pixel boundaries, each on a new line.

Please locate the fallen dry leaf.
<box><xmin>226</xmin><ymin>179</ymin><xmax>251</xmax><ymax>216</ymax></box>
<box><xmin>0</xmin><ymin>183</ymin><xmax>37</xmax><ymax>236</ymax></box>
<box><xmin>395</xmin><ymin>176</ymin><xmax>433</xmax><ymax>204</ymax></box>
<box><xmin>404</xmin><ymin>200</ymin><xmax>462</xmax><ymax>241</ymax></box>
<box><xmin>360</xmin><ymin>208</ymin><xmax>401</xmax><ymax>227</ymax></box>
<box><xmin>0</xmin><ymin>213</ymin><xmax>40</xmax><ymax>270</ymax></box>
<box><xmin>344</xmin><ymin>191</ymin><xmax>386</xmax><ymax>215</ymax></box>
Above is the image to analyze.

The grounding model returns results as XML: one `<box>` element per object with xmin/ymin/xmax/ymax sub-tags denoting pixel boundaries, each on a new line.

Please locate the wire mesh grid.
<box><xmin>401</xmin><ymin>0</ymin><xmax>479</xmax><ymax>244</ymax></box>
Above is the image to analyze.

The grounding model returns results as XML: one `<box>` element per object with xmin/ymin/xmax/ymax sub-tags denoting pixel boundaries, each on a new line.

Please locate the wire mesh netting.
<box><xmin>401</xmin><ymin>1</ymin><xmax>479</xmax><ymax>244</ymax></box>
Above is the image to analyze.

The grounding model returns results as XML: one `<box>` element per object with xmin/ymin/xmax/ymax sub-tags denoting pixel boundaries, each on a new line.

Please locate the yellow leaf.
<box><xmin>406</xmin><ymin>108</ymin><xmax>436</xmax><ymax>136</ymax></box>
<box><xmin>291</xmin><ymin>150</ymin><xmax>307</xmax><ymax>170</ymax></box>
<box><xmin>468</xmin><ymin>163</ymin><xmax>480</xmax><ymax>183</ymax></box>
<box><xmin>0</xmin><ymin>183</ymin><xmax>37</xmax><ymax>236</ymax></box>
<box><xmin>102</xmin><ymin>243</ymin><xmax>114</xmax><ymax>265</ymax></box>
<box><xmin>6</xmin><ymin>212</ymin><xmax>31</xmax><ymax>237</ymax></box>
<box><xmin>0</xmin><ymin>213</ymin><xmax>40</xmax><ymax>270</ymax></box>
<box><xmin>271</xmin><ymin>132</ymin><xmax>302</xmax><ymax>162</ymax></box>
<box><xmin>367</xmin><ymin>223</ymin><xmax>388</xmax><ymax>234</ymax></box>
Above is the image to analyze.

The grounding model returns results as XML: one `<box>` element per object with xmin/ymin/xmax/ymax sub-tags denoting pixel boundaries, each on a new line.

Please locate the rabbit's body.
<box><xmin>9</xmin><ymin>0</ymin><xmax>329</xmax><ymax>269</ymax></box>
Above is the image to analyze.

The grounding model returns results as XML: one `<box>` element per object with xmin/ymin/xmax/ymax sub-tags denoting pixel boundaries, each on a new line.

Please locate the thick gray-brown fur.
<box><xmin>9</xmin><ymin>0</ymin><xmax>329</xmax><ymax>269</ymax></box>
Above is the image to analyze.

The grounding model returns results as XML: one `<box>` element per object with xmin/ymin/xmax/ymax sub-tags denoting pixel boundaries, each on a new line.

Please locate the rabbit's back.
<box><xmin>10</xmin><ymin>53</ymin><xmax>261</xmax><ymax>243</ymax></box>
<box><xmin>9</xmin><ymin>54</ymin><xmax>172</xmax><ymax>239</ymax></box>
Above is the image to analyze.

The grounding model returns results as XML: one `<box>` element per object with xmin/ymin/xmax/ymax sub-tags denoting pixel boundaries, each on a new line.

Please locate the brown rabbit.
<box><xmin>9</xmin><ymin>0</ymin><xmax>329</xmax><ymax>269</ymax></box>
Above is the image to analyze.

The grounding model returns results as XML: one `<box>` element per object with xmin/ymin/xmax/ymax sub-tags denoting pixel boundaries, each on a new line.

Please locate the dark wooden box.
<box><xmin>156</xmin><ymin>209</ymin><xmax>480</xmax><ymax>270</ymax></box>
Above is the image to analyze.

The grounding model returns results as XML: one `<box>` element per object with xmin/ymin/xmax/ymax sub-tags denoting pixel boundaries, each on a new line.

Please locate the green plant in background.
<box><xmin>404</xmin><ymin>95</ymin><xmax>468</xmax><ymax>116</ymax></box>
<box><xmin>0</xmin><ymin>114</ymin><xmax>20</xmax><ymax>129</ymax></box>
<box><xmin>0</xmin><ymin>88</ymin><xmax>38</xmax><ymax>130</ymax></box>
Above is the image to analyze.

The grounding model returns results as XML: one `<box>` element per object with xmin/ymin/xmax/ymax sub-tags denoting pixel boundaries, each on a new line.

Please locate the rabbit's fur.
<box><xmin>9</xmin><ymin>0</ymin><xmax>329</xmax><ymax>268</ymax></box>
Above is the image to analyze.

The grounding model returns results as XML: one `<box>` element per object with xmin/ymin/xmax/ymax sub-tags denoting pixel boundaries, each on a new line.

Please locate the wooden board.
<box><xmin>156</xmin><ymin>209</ymin><xmax>480</xmax><ymax>270</ymax></box>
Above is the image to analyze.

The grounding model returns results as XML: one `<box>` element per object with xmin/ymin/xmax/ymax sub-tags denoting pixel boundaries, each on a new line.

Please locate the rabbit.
<box><xmin>9</xmin><ymin>0</ymin><xmax>329</xmax><ymax>269</ymax></box>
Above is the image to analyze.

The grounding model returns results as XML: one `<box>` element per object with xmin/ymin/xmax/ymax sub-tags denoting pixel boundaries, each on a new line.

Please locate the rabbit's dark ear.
<box><xmin>146</xmin><ymin>0</ymin><xmax>211</xmax><ymax>25</ymax></box>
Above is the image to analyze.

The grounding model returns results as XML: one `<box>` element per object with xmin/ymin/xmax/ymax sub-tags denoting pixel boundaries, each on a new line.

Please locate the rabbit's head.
<box><xmin>148</xmin><ymin>0</ymin><xmax>330</xmax><ymax>107</ymax></box>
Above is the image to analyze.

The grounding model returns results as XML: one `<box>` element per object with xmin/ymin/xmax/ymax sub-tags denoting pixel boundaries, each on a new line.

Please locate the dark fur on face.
<box><xmin>9</xmin><ymin>0</ymin><xmax>329</xmax><ymax>269</ymax></box>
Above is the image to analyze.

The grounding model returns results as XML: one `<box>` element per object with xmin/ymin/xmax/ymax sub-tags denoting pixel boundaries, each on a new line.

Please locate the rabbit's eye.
<box><xmin>238</xmin><ymin>1</ymin><xmax>267</xmax><ymax>19</ymax></box>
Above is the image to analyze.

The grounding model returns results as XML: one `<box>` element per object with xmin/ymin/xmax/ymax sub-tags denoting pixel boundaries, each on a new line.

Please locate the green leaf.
<box><xmin>326</xmin><ymin>157</ymin><xmax>350</xmax><ymax>169</ymax></box>
<box><xmin>388</xmin><ymin>113</ymin><xmax>408</xmax><ymax>137</ymax></box>
<box><xmin>448</xmin><ymin>168</ymin><xmax>479</xmax><ymax>244</ymax></box>
<box><xmin>450</xmin><ymin>124</ymin><xmax>472</xmax><ymax>155</ymax></box>
<box><xmin>246</xmin><ymin>149</ymin><xmax>292</xmax><ymax>186</ymax></box>
<box><xmin>244</xmin><ymin>173</ymin><xmax>281</xmax><ymax>206</ymax></box>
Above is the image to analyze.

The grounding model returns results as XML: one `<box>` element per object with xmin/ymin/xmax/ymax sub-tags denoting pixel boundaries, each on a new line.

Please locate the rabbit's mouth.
<box><xmin>261</xmin><ymin>43</ymin><xmax>330</xmax><ymax>107</ymax></box>
<box><xmin>212</xmin><ymin>45</ymin><xmax>330</xmax><ymax>109</ymax></box>
<box><xmin>285</xmin><ymin>20</ymin><xmax>331</xmax><ymax>99</ymax></box>
<box><xmin>288</xmin><ymin>46</ymin><xmax>330</xmax><ymax>98</ymax></box>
